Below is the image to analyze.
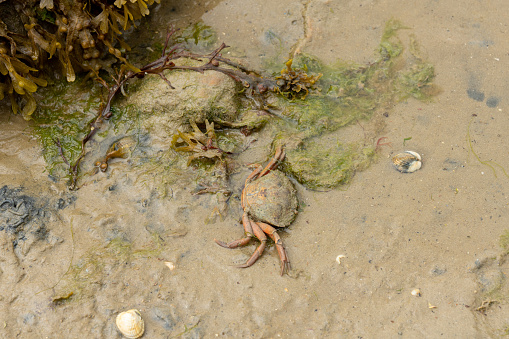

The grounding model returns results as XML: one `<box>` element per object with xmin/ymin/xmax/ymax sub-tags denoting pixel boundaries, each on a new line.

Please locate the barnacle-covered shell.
<box><xmin>392</xmin><ymin>151</ymin><xmax>422</xmax><ymax>173</ymax></box>
<box><xmin>116</xmin><ymin>309</ymin><xmax>144</xmax><ymax>338</ymax></box>
<box><xmin>244</xmin><ymin>170</ymin><xmax>298</xmax><ymax>227</ymax></box>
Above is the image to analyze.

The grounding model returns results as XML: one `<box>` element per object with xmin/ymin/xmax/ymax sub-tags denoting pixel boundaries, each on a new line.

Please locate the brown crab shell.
<box><xmin>116</xmin><ymin>309</ymin><xmax>144</xmax><ymax>339</ymax></box>
<box><xmin>244</xmin><ymin>170</ymin><xmax>298</xmax><ymax>227</ymax></box>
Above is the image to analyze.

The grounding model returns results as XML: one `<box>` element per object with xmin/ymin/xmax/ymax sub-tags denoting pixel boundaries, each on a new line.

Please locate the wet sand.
<box><xmin>1</xmin><ymin>0</ymin><xmax>509</xmax><ymax>337</ymax></box>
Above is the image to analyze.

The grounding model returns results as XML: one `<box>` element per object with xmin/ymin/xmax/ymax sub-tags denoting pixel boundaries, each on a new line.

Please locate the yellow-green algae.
<box><xmin>500</xmin><ymin>230</ymin><xmax>509</xmax><ymax>254</ymax></box>
<box><xmin>264</xmin><ymin>19</ymin><xmax>437</xmax><ymax>190</ymax></box>
<box><xmin>174</xmin><ymin>22</ymin><xmax>217</xmax><ymax>50</ymax></box>
<box><xmin>282</xmin><ymin>140</ymin><xmax>377</xmax><ymax>191</ymax></box>
<box><xmin>31</xmin><ymin>79</ymin><xmax>102</xmax><ymax>179</ymax></box>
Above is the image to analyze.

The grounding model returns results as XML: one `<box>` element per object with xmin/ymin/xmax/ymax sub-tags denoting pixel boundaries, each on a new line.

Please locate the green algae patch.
<box><xmin>264</xmin><ymin>19</ymin><xmax>437</xmax><ymax>190</ymax></box>
<box><xmin>174</xmin><ymin>22</ymin><xmax>217</xmax><ymax>50</ymax></box>
<box><xmin>280</xmin><ymin>20</ymin><xmax>436</xmax><ymax>136</ymax></box>
<box><xmin>30</xmin><ymin>76</ymin><xmax>144</xmax><ymax>182</ymax></box>
<box><xmin>284</xmin><ymin>140</ymin><xmax>376</xmax><ymax>191</ymax></box>
<box><xmin>31</xmin><ymin>79</ymin><xmax>102</xmax><ymax>179</ymax></box>
<box><xmin>500</xmin><ymin>230</ymin><xmax>509</xmax><ymax>254</ymax></box>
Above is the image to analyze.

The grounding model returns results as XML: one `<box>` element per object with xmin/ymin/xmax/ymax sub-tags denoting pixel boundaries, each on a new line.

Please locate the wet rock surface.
<box><xmin>125</xmin><ymin>59</ymin><xmax>241</xmax><ymax>149</ymax></box>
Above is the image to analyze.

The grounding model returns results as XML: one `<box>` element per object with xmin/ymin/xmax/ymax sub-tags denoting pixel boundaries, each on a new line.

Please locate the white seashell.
<box><xmin>392</xmin><ymin>151</ymin><xmax>422</xmax><ymax>173</ymax></box>
<box><xmin>116</xmin><ymin>309</ymin><xmax>144</xmax><ymax>338</ymax></box>
<box><xmin>411</xmin><ymin>288</ymin><xmax>421</xmax><ymax>297</ymax></box>
<box><xmin>336</xmin><ymin>255</ymin><xmax>345</xmax><ymax>265</ymax></box>
<box><xmin>164</xmin><ymin>261</ymin><xmax>176</xmax><ymax>270</ymax></box>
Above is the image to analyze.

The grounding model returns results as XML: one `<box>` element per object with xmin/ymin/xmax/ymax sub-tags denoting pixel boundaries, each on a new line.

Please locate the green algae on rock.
<box><xmin>284</xmin><ymin>140</ymin><xmax>377</xmax><ymax>191</ymax></box>
<box><xmin>31</xmin><ymin>79</ymin><xmax>103</xmax><ymax>179</ymax></box>
<box><xmin>124</xmin><ymin>58</ymin><xmax>241</xmax><ymax>144</ymax></box>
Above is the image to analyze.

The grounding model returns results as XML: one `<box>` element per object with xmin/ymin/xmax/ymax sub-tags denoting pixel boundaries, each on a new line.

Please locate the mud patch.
<box><xmin>0</xmin><ymin>185</ymin><xmax>51</xmax><ymax>251</ymax></box>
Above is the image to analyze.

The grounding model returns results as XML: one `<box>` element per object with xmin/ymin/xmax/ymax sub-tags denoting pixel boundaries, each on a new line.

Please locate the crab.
<box><xmin>215</xmin><ymin>146</ymin><xmax>298</xmax><ymax>275</ymax></box>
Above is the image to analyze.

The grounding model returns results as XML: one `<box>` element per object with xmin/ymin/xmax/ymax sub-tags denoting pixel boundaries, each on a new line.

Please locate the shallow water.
<box><xmin>2</xmin><ymin>0</ymin><xmax>509</xmax><ymax>337</ymax></box>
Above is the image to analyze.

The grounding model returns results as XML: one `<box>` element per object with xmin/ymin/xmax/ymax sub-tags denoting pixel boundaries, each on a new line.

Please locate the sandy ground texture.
<box><xmin>2</xmin><ymin>0</ymin><xmax>509</xmax><ymax>337</ymax></box>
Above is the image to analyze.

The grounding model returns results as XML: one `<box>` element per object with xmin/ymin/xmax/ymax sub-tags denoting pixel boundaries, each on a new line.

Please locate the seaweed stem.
<box><xmin>54</xmin><ymin>138</ymin><xmax>70</xmax><ymax>166</ymax></box>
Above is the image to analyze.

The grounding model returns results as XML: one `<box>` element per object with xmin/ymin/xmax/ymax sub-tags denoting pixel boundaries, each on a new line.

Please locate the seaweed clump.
<box><xmin>171</xmin><ymin>120</ymin><xmax>232</xmax><ymax>222</ymax></box>
<box><xmin>0</xmin><ymin>0</ymin><xmax>159</xmax><ymax>119</ymax></box>
<box><xmin>171</xmin><ymin>120</ymin><xmax>225</xmax><ymax>166</ymax></box>
<box><xmin>275</xmin><ymin>59</ymin><xmax>322</xmax><ymax>99</ymax></box>
<box><xmin>0</xmin><ymin>40</ymin><xmax>48</xmax><ymax>119</ymax></box>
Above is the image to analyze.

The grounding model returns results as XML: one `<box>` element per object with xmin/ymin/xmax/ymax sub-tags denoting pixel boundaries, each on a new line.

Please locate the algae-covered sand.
<box><xmin>1</xmin><ymin>0</ymin><xmax>509</xmax><ymax>337</ymax></box>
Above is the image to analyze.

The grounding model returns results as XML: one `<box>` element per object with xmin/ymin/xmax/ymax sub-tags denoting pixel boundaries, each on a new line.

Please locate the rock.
<box><xmin>124</xmin><ymin>59</ymin><xmax>240</xmax><ymax>149</ymax></box>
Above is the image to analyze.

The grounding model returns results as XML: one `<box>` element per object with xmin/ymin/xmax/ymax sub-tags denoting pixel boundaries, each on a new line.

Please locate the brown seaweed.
<box><xmin>275</xmin><ymin>59</ymin><xmax>322</xmax><ymax>99</ymax></box>
<box><xmin>0</xmin><ymin>0</ymin><xmax>159</xmax><ymax>119</ymax></box>
<box><xmin>171</xmin><ymin>120</ymin><xmax>224</xmax><ymax>165</ymax></box>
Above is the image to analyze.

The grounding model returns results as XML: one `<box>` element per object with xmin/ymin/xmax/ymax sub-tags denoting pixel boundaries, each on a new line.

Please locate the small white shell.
<box><xmin>336</xmin><ymin>255</ymin><xmax>345</xmax><ymax>265</ymax></box>
<box><xmin>411</xmin><ymin>288</ymin><xmax>421</xmax><ymax>297</ymax></box>
<box><xmin>164</xmin><ymin>261</ymin><xmax>176</xmax><ymax>270</ymax></box>
<box><xmin>116</xmin><ymin>309</ymin><xmax>144</xmax><ymax>338</ymax></box>
<box><xmin>392</xmin><ymin>151</ymin><xmax>422</xmax><ymax>173</ymax></box>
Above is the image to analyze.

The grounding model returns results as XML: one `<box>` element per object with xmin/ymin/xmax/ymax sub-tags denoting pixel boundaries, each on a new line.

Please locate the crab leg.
<box><xmin>246</xmin><ymin>164</ymin><xmax>263</xmax><ymax>181</ymax></box>
<box><xmin>215</xmin><ymin>212</ymin><xmax>254</xmax><ymax>248</ymax></box>
<box><xmin>257</xmin><ymin>146</ymin><xmax>285</xmax><ymax>178</ymax></box>
<box><xmin>237</xmin><ymin>219</ymin><xmax>267</xmax><ymax>268</ymax></box>
<box><xmin>256</xmin><ymin>221</ymin><xmax>290</xmax><ymax>275</ymax></box>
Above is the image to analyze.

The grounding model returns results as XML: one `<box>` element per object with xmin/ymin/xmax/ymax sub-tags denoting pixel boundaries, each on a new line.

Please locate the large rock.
<box><xmin>124</xmin><ymin>59</ymin><xmax>240</xmax><ymax>148</ymax></box>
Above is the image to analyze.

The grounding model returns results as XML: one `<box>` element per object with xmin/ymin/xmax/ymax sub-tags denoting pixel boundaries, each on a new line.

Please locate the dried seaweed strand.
<box><xmin>467</xmin><ymin>117</ymin><xmax>509</xmax><ymax>179</ymax></box>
